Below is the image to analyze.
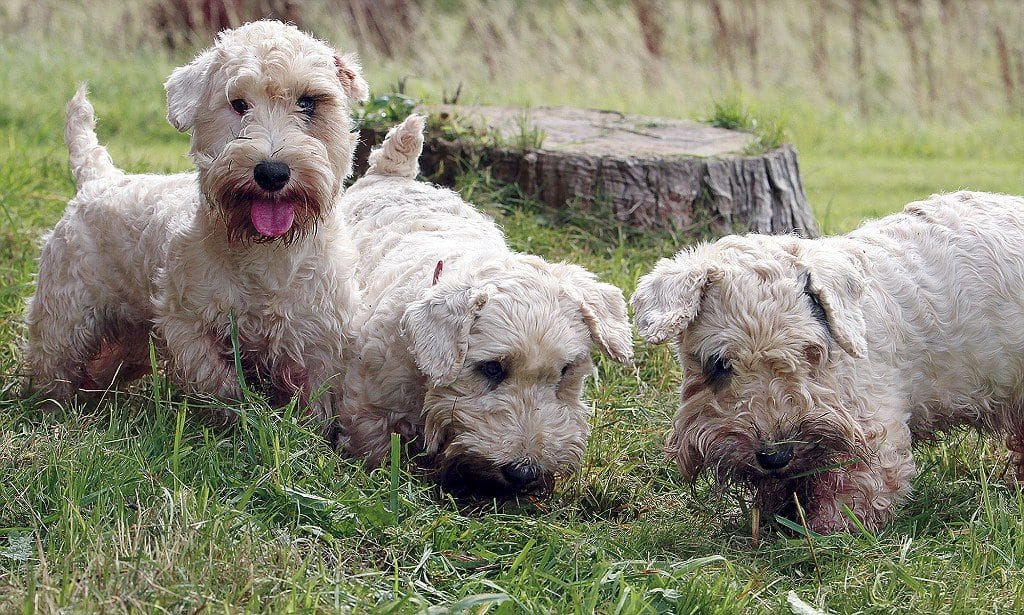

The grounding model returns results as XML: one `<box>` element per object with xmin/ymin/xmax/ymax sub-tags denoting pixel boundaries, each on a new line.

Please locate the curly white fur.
<box><xmin>632</xmin><ymin>191</ymin><xmax>1024</xmax><ymax>532</ymax></box>
<box><xmin>336</xmin><ymin>115</ymin><xmax>634</xmax><ymax>498</ymax></box>
<box><xmin>23</xmin><ymin>21</ymin><xmax>367</xmax><ymax>427</ymax></box>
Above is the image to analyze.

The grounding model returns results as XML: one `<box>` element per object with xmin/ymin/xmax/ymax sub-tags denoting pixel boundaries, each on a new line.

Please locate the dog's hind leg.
<box><xmin>23</xmin><ymin>286</ymin><xmax>105</xmax><ymax>402</ymax></box>
<box><xmin>86</xmin><ymin>321</ymin><xmax>155</xmax><ymax>389</ymax></box>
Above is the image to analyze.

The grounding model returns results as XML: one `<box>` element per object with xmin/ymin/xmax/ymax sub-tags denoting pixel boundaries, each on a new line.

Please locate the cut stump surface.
<box><xmin>354</xmin><ymin>105</ymin><xmax>819</xmax><ymax>238</ymax></box>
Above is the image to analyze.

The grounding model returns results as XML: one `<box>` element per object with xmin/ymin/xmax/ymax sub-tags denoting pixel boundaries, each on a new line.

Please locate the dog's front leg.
<box><xmin>160</xmin><ymin>316</ymin><xmax>243</xmax><ymax>402</ymax></box>
<box><xmin>273</xmin><ymin>360</ymin><xmax>329</xmax><ymax>421</ymax></box>
<box><xmin>807</xmin><ymin>421</ymin><xmax>916</xmax><ymax>533</ymax></box>
<box><xmin>337</xmin><ymin>400</ymin><xmax>422</xmax><ymax>467</ymax></box>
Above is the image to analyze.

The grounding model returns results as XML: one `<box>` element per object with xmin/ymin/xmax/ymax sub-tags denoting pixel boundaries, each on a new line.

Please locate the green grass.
<box><xmin>703</xmin><ymin>96</ymin><xmax>787</xmax><ymax>155</ymax></box>
<box><xmin>790</xmin><ymin>108</ymin><xmax>1024</xmax><ymax>233</ymax></box>
<box><xmin>4</xmin><ymin>5</ymin><xmax>1024</xmax><ymax>613</ymax></box>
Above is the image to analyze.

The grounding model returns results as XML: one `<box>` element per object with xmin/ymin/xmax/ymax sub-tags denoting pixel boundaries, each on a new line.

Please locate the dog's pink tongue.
<box><xmin>250</xmin><ymin>201</ymin><xmax>295</xmax><ymax>238</ymax></box>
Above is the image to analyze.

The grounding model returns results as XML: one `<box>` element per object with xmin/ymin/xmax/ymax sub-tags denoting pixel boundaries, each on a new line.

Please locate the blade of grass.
<box><xmin>171</xmin><ymin>400</ymin><xmax>186</xmax><ymax>479</ymax></box>
<box><xmin>228</xmin><ymin>309</ymin><xmax>250</xmax><ymax>397</ymax></box>
<box><xmin>148</xmin><ymin>334</ymin><xmax>161</xmax><ymax>406</ymax></box>
<box><xmin>839</xmin><ymin>503</ymin><xmax>878</xmax><ymax>545</ymax></box>
<box><xmin>389</xmin><ymin>432</ymin><xmax>401</xmax><ymax>522</ymax></box>
<box><xmin>791</xmin><ymin>493</ymin><xmax>820</xmax><ymax>583</ymax></box>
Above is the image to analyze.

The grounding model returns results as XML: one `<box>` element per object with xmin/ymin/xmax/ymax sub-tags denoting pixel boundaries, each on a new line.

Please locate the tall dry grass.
<box><xmin>3</xmin><ymin>0</ymin><xmax>1023</xmax><ymax>122</ymax></box>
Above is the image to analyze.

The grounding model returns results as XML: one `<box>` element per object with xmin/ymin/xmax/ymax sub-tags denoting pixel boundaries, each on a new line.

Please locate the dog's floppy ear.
<box><xmin>552</xmin><ymin>263</ymin><xmax>634</xmax><ymax>365</ymax></box>
<box><xmin>665</xmin><ymin>424</ymin><xmax>702</xmax><ymax>482</ymax></box>
<box><xmin>631</xmin><ymin>253</ymin><xmax>716</xmax><ymax>345</ymax></box>
<box><xmin>401</xmin><ymin>285</ymin><xmax>489</xmax><ymax>387</ymax></box>
<box><xmin>799</xmin><ymin>243</ymin><xmax>868</xmax><ymax>358</ymax></box>
<box><xmin>334</xmin><ymin>53</ymin><xmax>369</xmax><ymax>103</ymax></box>
<box><xmin>164</xmin><ymin>49</ymin><xmax>217</xmax><ymax>132</ymax></box>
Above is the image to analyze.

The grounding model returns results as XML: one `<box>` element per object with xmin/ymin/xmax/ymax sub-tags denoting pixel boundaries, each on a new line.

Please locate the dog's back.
<box><xmin>342</xmin><ymin>115</ymin><xmax>507</xmax><ymax>305</ymax></box>
<box><xmin>52</xmin><ymin>88</ymin><xmax>199</xmax><ymax>304</ymax></box>
<box><xmin>847</xmin><ymin>191</ymin><xmax>1024</xmax><ymax>428</ymax></box>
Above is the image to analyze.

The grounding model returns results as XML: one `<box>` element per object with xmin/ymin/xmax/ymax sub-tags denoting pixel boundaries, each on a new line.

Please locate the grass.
<box><xmin>703</xmin><ymin>96</ymin><xmax>787</xmax><ymax>155</ymax></box>
<box><xmin>3</xmin><ymin>2</ymin><xmax>1024</xmax><ymax>613</ymax></box>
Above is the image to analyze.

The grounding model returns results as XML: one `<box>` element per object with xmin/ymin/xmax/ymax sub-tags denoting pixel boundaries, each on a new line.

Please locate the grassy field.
<box><xmin>3</xmin><ymin>2</ymin><xmax>1024</xmax><ymax>613</ymax></box>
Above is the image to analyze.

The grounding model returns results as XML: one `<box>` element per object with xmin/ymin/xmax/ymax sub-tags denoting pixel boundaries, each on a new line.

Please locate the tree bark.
<box><xmin>354</xmin><ymin>105</ymin><xmax>819</xmax><ymax>238</ymax></box>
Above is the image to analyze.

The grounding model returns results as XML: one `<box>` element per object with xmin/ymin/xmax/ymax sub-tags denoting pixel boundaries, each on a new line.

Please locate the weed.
<box><xmin>510</xmin><ymin>112</ymin><xmax>546</xmax><ymax>150</ymax></box>
<box><xmin>704</xmin><ymin>95</ymin><xmax>788</xmax><ymax>154</ymax></box>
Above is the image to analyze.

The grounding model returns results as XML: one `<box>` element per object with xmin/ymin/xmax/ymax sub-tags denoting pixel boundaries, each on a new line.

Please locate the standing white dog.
<box><xmin>632</xmin><ymin>191</ymin><xmax>1024</xmax><ymax>532</ymax></box>
<box><xmin>337</xmin><ymin>115</ymin><xmax>634</xmax><ymax>498</ymax></box>
<box><xmin>23</xmin><ymin>21</ymin><xmax>367</xmax><ymax>424</ymax></box>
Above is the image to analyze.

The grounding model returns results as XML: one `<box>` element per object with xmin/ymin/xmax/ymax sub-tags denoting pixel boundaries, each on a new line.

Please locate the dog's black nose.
<box><xmin>501</xmin><ymin>461</ymin><xmax>542</xmax><ymax>487</ymax></box>
<box><xmin>254</xmin><ymin>161</ymin><xmax>290</xmax><ymax>192</ymax></box>
<box><xmin>755</xmin><ymin>445</ymin><xmax>794</xmax><ymax>470</ymax></box>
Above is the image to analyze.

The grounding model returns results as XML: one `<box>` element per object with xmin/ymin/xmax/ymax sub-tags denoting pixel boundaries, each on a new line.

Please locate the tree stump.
<box><xmin>354</xmin><ymin>105</ymin><xmax>819</xmax><ymax>238</ymax></box>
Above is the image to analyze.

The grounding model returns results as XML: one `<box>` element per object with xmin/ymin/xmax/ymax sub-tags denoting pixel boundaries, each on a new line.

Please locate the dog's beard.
<box><xmin>200</xmin><ymin>154</ymin><xmax>337</xmax><ymax>245</ymax></box>
<box><xmin>430</xmin><ymin>449</ymin><xmax>557</xmax><ymax>502</ymax></box>
<box><xmin>672</xmin><ymin>397</ymin><xmax>870</xmax><ymax>519</ymax></box>
<box><xmin>420</xmin><ymin>427</ymin><xmax>558</xmax><ymax>501</ymax></box>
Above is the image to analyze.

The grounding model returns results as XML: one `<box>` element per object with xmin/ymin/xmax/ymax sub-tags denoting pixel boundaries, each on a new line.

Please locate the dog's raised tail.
<box><xmin>365</xmin><ymin>114</ymin><xmax>425</xmax><ymax>179</ymax></box>
<box><xmin>65</xmin><ymin>85</ymin><xmax>119</xmax><ymax>187</ymax></box>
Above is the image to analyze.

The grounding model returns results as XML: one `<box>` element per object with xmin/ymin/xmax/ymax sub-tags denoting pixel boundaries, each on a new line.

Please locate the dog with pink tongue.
<box><xmin>23</xmin><ymin>21</ymin><xmax>368</xmax><ymax>428</ymax></box>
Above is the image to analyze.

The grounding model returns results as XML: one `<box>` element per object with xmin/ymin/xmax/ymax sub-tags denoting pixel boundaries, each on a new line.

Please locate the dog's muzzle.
<box><xmin>436</xmin><ymin>455</ymin><xmax>552</xmax><ymax>500</ymax></box>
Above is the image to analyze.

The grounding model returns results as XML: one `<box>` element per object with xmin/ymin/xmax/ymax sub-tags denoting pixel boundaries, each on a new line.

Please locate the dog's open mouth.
<box><xmin>250</xmin><ymin>199</ymin><xmax>297</xmax><ymax>238</ymax></box>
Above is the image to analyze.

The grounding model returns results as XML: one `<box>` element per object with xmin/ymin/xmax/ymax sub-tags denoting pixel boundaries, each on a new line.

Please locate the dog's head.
<box><xmin>631</xmin><ymin>234</ymin><xmax>875</xmax><ymax>514</ymax></box>
<box><xmin>164</xmin><ymin>20</ymin><xmax>368</xmax><ymax>243</ymax></box>
<box><xmin>400</xmin><ymin>256</ymin><xmax>633</xmax><ymax>499</ymax></box>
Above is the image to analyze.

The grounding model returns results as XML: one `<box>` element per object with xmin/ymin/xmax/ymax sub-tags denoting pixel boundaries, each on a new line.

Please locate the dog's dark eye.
<box><xmin>477</xmin><ymin>360</ymin><xmax>506</xmax><ymax>384</ymax></box>
<box><xmin>702</xmin><ymin>354</ymin><xmax>732</xmax><ymax>390</ymax></box>
<box><xmin>230</xmin><ymin>99</ymin><xmax>250</xmax><ymax>115</ymax></box>
<box><xmin>297</xmin><ymin>95</ymin><xmax>316</xmax><ymax>116</ymax></box>
<box><xmin>560</xmin><ymin>363</ymin><xmax>572</xmax><ymax>378</ymax></box>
